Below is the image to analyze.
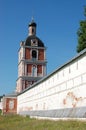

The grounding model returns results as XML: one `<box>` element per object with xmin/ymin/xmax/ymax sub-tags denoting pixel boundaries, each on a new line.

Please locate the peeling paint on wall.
<box><xmin>63</xmin><ymin>91</ymin><xmax>86</xmax><ymax>108</ymax></box>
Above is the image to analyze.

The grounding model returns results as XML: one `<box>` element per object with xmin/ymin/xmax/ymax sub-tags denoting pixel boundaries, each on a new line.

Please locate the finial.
<box><xmin>31</xmin><ymin>16</ymin><xmax>34</xmax><ymax>22</ymax></box>
<box><xmin>29</xmin><ymin>13</ymin><xmax>36</xmax><ymax>27</ymax></box>
<box><xmin>31</xmin><ymin>10</ymin><xmax>35</xmax><ymax>22</ymax></box>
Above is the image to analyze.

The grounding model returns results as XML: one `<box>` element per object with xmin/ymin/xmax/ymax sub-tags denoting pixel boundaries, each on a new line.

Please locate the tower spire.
<box><xmin>28</xmin><ymin>16</ymin><xmax>37</xmax><ymax>36</ymax></box>
<box><xmin>31</xmin><ymin>9</ymin><xmax>34</xmax><ymax>22</ymax></box>
<box><xmin>31</xmin><ymin>16</ymin><xmax>34</xmax><ymax>22</ymax></box>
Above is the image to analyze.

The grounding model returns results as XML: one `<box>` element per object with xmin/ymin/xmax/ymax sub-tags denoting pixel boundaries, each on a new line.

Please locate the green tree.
<box><xmin>77</xmin><ymin>6</ymin><xmax>86</xmax><ymax>53</ymax></box>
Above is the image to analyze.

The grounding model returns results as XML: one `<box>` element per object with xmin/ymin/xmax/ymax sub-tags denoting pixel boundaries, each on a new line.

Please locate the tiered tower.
<box><xmin>16</xmin><ymin>19</ymin><xmax>47</xmax><ymax>93</ymax></box>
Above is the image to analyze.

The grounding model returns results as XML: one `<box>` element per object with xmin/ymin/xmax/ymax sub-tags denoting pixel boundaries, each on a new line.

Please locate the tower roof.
<box><xmin>25</xmin><ymin>35</ymin><xmax>44</xmax><ymax>47</ymax></box>
<box><xmin>29</xmin><ymin>17</ymin><xmax>37</xmax><ymax>27</ymax></box>
<box><xmin>29</xmin><ymin>21</ymin><xmax>36</xmax><ymax>27</ymax></box>
<box><xmin>25</xmin><ymin>19</ymin><xmax>44</xmax><ymax>47</ymax></box>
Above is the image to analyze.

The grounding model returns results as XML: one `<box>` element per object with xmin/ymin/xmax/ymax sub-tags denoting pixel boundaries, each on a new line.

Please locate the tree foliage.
<box><xmin>77</xmin><ymin>6</ymin><xmax>86</xmax><ymax>53</ymax></box>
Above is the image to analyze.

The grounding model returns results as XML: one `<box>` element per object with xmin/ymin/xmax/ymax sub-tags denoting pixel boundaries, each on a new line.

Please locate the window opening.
<box><xmin>32</xmin><ymin>50</ymin><xmax>37</xmax><ymax>59</ymax></box>
<box><xmin>32</xmin><ymin>65</ymin><xmax>37</xmax><ymax>77</ymax></box>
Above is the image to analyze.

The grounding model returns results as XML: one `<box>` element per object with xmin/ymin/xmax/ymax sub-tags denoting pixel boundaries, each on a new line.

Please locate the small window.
<box><xmin>32</xmin><ymin>50</ymin><xmax>37</xmax><ymax>58</ymax></box>
<box><xmin>32</xmin><ymin>28</ymin><xmax>34</xmax><ymax>34</ymax></box>
<box><xmin>32</xmin><ymin>65</ymin><xmax>37</xmax><ymax>77</ymax></box>
<box><xmin>31</xmin><ymin>39</ymin><xmax>38</xmax><ymax>46</ymax></box>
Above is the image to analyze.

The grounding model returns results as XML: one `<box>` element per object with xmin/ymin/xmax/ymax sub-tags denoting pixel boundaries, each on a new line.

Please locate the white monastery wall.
<box><xmin>17</xmin><ymin>51</ymin><xmax>86</xmax><ymax>118</ymax></box>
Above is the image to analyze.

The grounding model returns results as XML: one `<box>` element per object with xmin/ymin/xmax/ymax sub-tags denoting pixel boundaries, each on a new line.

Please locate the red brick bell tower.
<box><xmin>16</xmin><ymin>19</ymin><xmax>47</xmax><ymax>93</ymax></box>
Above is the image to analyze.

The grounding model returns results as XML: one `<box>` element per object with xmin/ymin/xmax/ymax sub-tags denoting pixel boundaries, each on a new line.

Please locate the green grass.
<box><xmin>0</xmin><ymin>114</ymin><xmax>86</xmax><ymax>130</ymax></box>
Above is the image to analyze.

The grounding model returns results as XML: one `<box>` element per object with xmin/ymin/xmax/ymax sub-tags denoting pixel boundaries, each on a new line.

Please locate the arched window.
<box><xmin>32</xmin><ymin>50</ymin><xmax>37</xmax><ymax>60</ymax></box>
<box><xmin>32</xmin><ymin>65</ymin><xmax>37</xmax><ymax>77</ymax></box>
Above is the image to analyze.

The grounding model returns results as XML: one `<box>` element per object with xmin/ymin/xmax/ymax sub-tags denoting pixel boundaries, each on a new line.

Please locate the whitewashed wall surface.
<box><xmin>17</xmin><ymin>49</ymin><xmax>86</xmax><ymax>118</ymax></box>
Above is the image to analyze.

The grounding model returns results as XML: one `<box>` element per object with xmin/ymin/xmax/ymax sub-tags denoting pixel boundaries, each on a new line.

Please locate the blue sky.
<box><xmin>0</xmin><ymin>0</ymin><xmax>86</xmax><ymax>95</ymax></box>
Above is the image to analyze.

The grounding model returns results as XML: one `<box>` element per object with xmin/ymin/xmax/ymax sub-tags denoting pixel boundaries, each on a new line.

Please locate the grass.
<box><xmin>0</xmin><ymin>114</ymin><xmax>86</xmax><ymax>130</ymax></box>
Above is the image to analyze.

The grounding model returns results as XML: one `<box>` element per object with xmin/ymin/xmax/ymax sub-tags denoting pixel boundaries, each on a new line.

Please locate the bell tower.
<box><xmin>16</xmin><ymin>19</ymin><xmax>47</xmax><ymax>93</ymax></box>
